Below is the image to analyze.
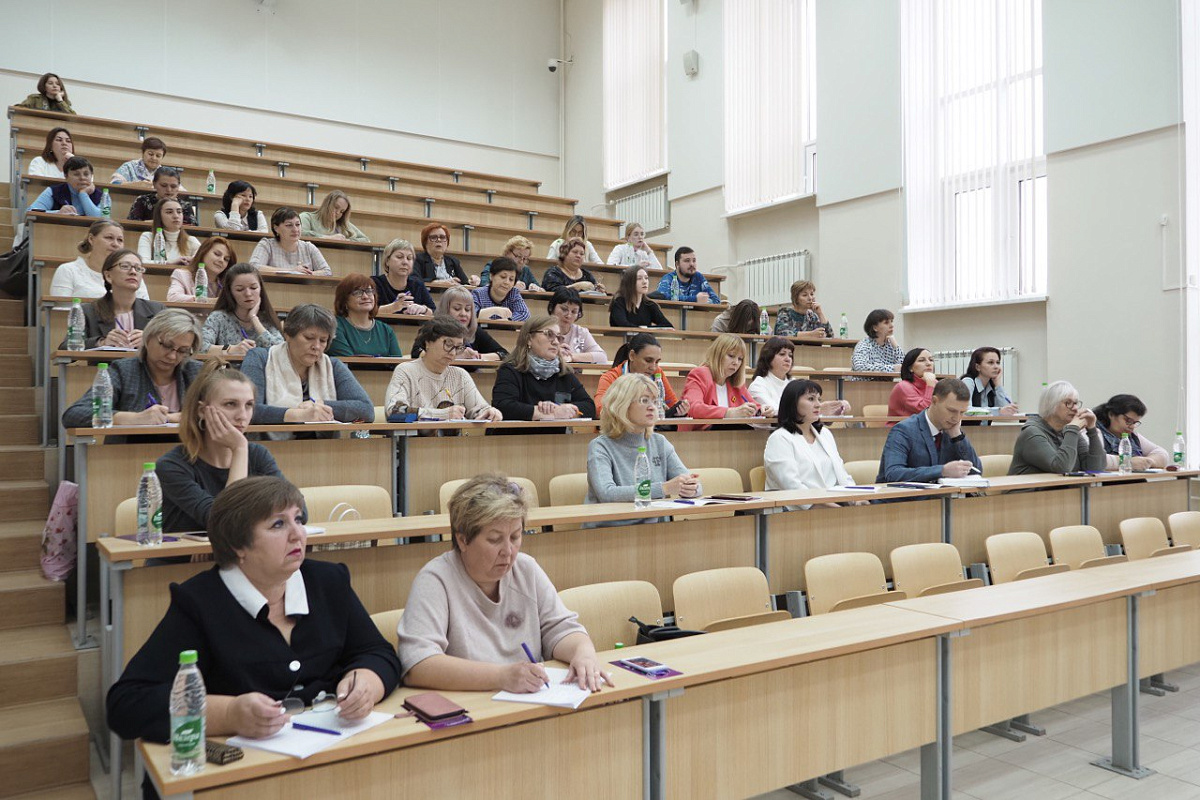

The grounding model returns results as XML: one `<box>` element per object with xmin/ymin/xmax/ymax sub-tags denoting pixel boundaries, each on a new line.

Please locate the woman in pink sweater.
<box><xmin>887</xmin><ymin>348</ymin><xmax>936</xmax><ymax>425</ymax></box>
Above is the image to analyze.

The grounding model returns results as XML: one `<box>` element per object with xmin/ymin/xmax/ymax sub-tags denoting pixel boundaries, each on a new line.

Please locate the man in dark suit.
<box><xmin>877</xmin><ymin>378</ymin><xmax>982</xmax><ymax>482</ymax></box>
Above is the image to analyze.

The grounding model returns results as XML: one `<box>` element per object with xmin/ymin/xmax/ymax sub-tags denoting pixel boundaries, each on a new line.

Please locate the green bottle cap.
<box><xmin>144</xmin><ymin>461</ymin><xmax>156</xmax><ymax>470</ymax></box>
<box><xmin>637</xmin><ymin>446</ymin><xmax>647</xmax><ymax>453</ymax></box>
<box><xmin>72</xmin><ymin>297</ymin><xmax>81</xmax><ymax>304</ymax></box>
<box><xmin>98</xmin><ymin>362</ymin><xmax>108</xmax><ymax>369</ymax></box>
<box><xmin>614</xmin><ymin>642</ymin><xmax>625</xmax><ymax>649</ymax></box>
<box><xmin>179</xmin><ymin>649</ymin><xmax>198</xmax><ymax>665</ymax></box>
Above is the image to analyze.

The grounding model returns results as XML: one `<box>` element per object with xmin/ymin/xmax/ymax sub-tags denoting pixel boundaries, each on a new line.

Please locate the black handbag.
<box><xmin>629</xmin><ymin>616</ymin><xmax>705</xmax><ymax>644</ymax></box>
<box><xmin>0</xmin><ymin>237</ymin><xmax>30</xmax><ymax>298</ymax></box>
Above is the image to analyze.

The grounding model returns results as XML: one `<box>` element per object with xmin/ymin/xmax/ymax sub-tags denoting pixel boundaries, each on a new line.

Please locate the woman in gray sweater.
<box><xmin>1009</xmin><ymin>380</ymin><xmax>1107</xmax><ymax>475</ymax></box>
<box><xmin>585</xmin><ymin>374</ymin><xmax>700</xmax><ymax>525</ymax></box>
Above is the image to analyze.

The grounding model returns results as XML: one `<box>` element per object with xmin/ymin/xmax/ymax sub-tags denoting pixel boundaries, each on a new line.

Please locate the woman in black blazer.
<box><xmin>413</xmin><ymin>222</ymin><xmax>475</xmax><ymax>285</ymax></box>
<box><xmin>62</xmin><ymin>249</ymin><xmax>163</xmax><ymax>349</ymax></box>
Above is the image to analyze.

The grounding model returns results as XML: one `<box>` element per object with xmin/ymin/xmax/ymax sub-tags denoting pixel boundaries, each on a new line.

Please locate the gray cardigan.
<box><xmin>62</xmin><ymin>357</ymin><xmax>202</xmax><ymax>428</ymax></box>
<box><xmin>239</xmin><ymin>347</ymin><xmax>374</xmax><ymax>425</ymax></box>
<box><xmin>1009</xmin><ymin>416</ymin><xmax>1106</xmax><ymax>475</ymax></box>
<box><xmin>202</xmin><ymin>310</ymin><xmax>284</xmax><ymax>351</ymax></box>
<box><xmin>585</xmin><ymin>432</ymin><xmax>689</xmax><ymax>527</ymax></box>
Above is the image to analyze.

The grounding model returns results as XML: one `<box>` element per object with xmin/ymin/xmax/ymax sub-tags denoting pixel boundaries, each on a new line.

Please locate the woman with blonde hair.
<box><xmin>481</xmin><ymin>235</ymin><xmax>541</xmax><ymax>290</ymax></box>
<box><xmin>411</xmin><ymin>285</ymin><xmax>507</xmax><ymax>360</ymax></box>
<box><xmin>491</xmin><ymin>315</ymin><xmax>595</xmax><ymax>424</ymax></box>
<box><xmin>373</xmin><ymin>238</ymin><xmax>435</xmax><ymax>316</ymax></box>
<box><xmin>49</xmin><ymin>220</ymin><xmax>147</xmax><ymax>299</ymax></box>
<box><xmin>586</xmin><ymin>374</ymin><xmax>699</xmax><ymax>524</ymax></box>
<box><xmin>300</xmin><ymin>189</ymin><xmax>369</xmax><ymax>242</ymax></box>
<box><xmin>155</xmin><ymin>360</ymin><xmax>287</xmax><ymax>532</ymax></box>
<box><xmin>545</xmin><ymin>215</ymin><xmax>602</xmax><ymax>264</ymax></box>
<box><xmin>682</xmin><ymin>333</ymin><xmax>759</xmax><ymax>428</ymax></box>
<box><xmin>606</xmin><ymin>222</ymin><xmax>661</xmax><ymax>269</ymax></box>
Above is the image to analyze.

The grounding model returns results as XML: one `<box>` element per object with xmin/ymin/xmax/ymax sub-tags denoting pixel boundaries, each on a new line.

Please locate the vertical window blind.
<box><xmin>723</xmin><ymin>0</ymin><xmax>816</xmax><ymax>215</ymax></box>
<box><xmin>901</xmin><ymin>0</ymin><xmax>1046</xmax><ymax>307</ymax></box>
<box><xmin>602</xmin><ymin>0</ymin><xmax>667</xmax><ymax>191</ymax></box>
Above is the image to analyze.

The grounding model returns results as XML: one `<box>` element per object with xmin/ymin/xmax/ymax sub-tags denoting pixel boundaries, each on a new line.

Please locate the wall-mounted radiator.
<box><xmin>931</xmin><ymin>346</ymin><xmax>1019</xmax><ymax>404</ymax></box>
<box><xmin>613</xmin><ymin>185</ymin><xmax>669</xmax><ymax>235</ymax></box>
<box><xmin>743</xmin><ymin>250</ymin><xmax>811</xmax><ymax>307</ymax></box>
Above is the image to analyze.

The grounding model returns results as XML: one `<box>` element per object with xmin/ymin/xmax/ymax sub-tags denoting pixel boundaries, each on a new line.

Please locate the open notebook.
<box><xmin>492</xmin><ymin>667</ymin><xmax>591</xmax><ymax>710</ymax></box>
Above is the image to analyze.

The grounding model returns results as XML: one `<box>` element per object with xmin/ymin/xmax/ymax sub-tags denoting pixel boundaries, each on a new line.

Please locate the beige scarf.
<box><xmin>264</xmin><ymin>343</ymin><xmax>337</xmax><ymax>433</ymax></box>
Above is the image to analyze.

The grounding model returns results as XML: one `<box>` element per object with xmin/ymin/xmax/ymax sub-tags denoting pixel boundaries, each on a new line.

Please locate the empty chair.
<box><xmin>691</xmin><ymin>467</ymin><xmax>744</xmax><ymax>495</ymax></box>
<box><xmin>985</xmin><ymin>532</ymin><xmax>1070</xmax><ymax>583</ymax></box>
<box><xmin>890</xmin><ymin>543</ymin><xmax>984</xmax><ymax>597</ymax></box>
<box><xmin>301</xmin><ymin>485</ymin><xmax>393</xmax><ymax>521</ymax></box>
<box><xmin>1049</xmin><ymin>525</ymin><xmax>1128</xmax><ymax>569</ymax></box>
<box><xmin>558</xmin><ymin>581</ymin><xmax>664</xmax><ymax>650</ymax></box>
<box><xmin>370</xmin><ymin>608</ymin><xmax>403</xmax><ymax>646</ymax></box>
<box><xmin>805</xmin><ymin>552</ymin><xmax>907</xmax><ymax>614</ymax></box>
<box><xmin>439</xmin><ymin>477</ymin><xmax>539</xmax><ymax>513</ymax></box>
<box><xmin>749</xmin><ymin>466</ymin><xmax>766</xmax><ymax>493</ymax></box>
<box><xmin>863</xmin><ymin>404</ymin><xmax>890</xmax><ymax>429</ymax></box>
<box><xmin>979</xmin><ymin>454</ymin><xmax>1012</xmax><ymax>478</ymax></box>
<box><xmin>1120</xmin><ymin>517</ymin><xmax>1193</xmax><ymax>560</ymax></box>
<box><xmin>843</xmin><ymin>460</ymin><xmax>880</xmax><ymax>486</ymax></box>
<box><xmin>115</xmin><ymin>496</ymin><xmax>137</xmax><ymax>537</ymax></box>
<box><xmin>1168</xmin><ymin>511</ymin><xmax>1200</xmax><ymax>549</ymax></box>
<box><xmin>672</xmin><ymin>567</ymin><xmax>789</xmax><ymax>632</ymax></box>
<box><xmin>548</xmin><ymin>473</ymin><xmax>589</xmax><ymax>506</ymax></box>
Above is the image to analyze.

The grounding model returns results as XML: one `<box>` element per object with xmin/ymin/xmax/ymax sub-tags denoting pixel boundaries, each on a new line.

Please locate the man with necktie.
<box><xmin>877</xmin><ymin>378</ymin><xmax>982</xmax><ymax>482</ymax></box>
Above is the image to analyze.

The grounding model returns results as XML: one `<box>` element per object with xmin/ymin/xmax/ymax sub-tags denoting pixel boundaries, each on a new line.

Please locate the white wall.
<box><xmin>666</xmin><ymin>0</ymin><xmax>724</xmax><ymax>201</ymax></box>
<box><xmin>2</xmin><ymin>0</ymin><xmax>562</xmax><ymax>190</ymax></box>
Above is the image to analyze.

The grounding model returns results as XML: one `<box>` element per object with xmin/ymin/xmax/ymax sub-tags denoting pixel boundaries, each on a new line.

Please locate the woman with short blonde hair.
<box><xmin>682</xmin><ymin>333</ymin><xmax>759</xmax><ymax>427</ymax></box>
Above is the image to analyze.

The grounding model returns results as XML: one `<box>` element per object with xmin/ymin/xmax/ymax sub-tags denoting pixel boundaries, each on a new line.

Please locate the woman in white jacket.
<box><xmin>764</xmin><ymin>379</ymin><xmax>867</xmax><ymax>510</ymax></box>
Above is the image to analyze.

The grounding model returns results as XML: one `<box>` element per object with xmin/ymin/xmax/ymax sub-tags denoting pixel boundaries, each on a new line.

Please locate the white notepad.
<box><xmin>227</xmin><ymin>709</ymin><xmax>392</xmax><ymax>759</ymax></box>
<box><xmin>492</xmin><ymin>667</ymin><xmax>591</xmax><ymax>709</ymax></box>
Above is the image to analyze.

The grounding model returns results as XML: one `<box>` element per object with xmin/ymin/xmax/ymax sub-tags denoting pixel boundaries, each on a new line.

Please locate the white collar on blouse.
<box><xmin>219</xmin><ymin>564</ymin><xmax>309</xmax><ymax>619</ymax></box>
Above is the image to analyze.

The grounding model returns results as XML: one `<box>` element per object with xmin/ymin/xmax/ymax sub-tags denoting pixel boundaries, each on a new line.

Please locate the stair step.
<box><xmin>0</xmin><ymin>520</ymin><xmax>44</xmax><ymax>572</ymax></box>
<box><xmin>0</xmin><ymin>301</ymin><xmax>23</xmax><ymax>327</ymax></box>
<box><xmin>0</xmin><ymin>481</ymin><xmax>50</xmax><ymax>519</ymax></box>
<box><xmin>0</xmin><ymin>327</ymin><xmax>29</xmax><ymax>354</ymax></box>
<box><xmin>0</xmin><ymin>388</ymin><xmax>35</xmax><ymax>412</ymax></box>
<box><xmin>0</xmin><ymin>698</ymin><xmax>90</xmax><ymax>798</ymax></box>
<box><xmin>0</xmin><ymin>417</ymin><xmax>40</xmax><ymax>446</ymax></box>
<box><xmin>0</xmin><ymin>446</ymin><xmax>45</xmax><ymax>482</ymax></box>
<box><xmin>0</xmin><ymin>570</ymin><xmax>63</xmax><ymax>630</ymax></box>
<box><xmin>0</xmin><ymin>355</ymin><xmax>32</xmax><ymax>385</ymax></box>
<box><xmin>0</xmin><ymin>626</ymin><xmax>77</xmax><ymax>709</ymax></box>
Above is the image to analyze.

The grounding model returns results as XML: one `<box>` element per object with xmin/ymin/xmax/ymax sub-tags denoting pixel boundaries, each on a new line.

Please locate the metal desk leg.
<box><xmin>754</xmin><ymin>509</ymin><xmax>770</xmax><ymax>576</ymax></box>
<box><xmin>920</xmin><ymin>631</ymin><xmax>957</xmax><ymax>800</ymax></box>
<box><xmin>1081</xmin><ymin>484</ymin><xmax>1092</xmax><ymax>525</ymax></box>
<box><xmin>679</xmin><ymin>306</ymin><xmax>688</xmax><ymax>330</ymax></box>
<box><xmin>836</xmin><ymin>377</ymin><xmax>845</xmax><ymax>401</ymax></box>
<box><xmin>1093</xmin><ymin>592</ymin><xmax>1154</xmax><ymax>778</ymax></box>
<box><xmin>104</xmin><ymin>559</ymin><xmax>131</xmax><ymax>799</ymax></box>
<box><xmin>941</xmin><ymin>496</ymin><xmax>953</xmax><ymax>545</ymax></box>
<box><xmin>396</xmin><ymin>434</ymin><xmax>409</xmax><ymax>517</ymax></box>
<box><xmin>74</xmin><ymin>438</ymin><xmax>96</xmax><ymax>649</ymax></box>
<box><xmin>56</xmin><ymin>359</ymin><xmax>68</xmax><ymax>476</ymax></box>
<box><xmin>643</xmin><ymin>688</ymin><xmax>683</xmax><ymax>800</ymax></box>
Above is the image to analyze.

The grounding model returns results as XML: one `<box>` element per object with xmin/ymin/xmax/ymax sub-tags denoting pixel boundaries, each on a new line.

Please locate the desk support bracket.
<box><xmin>921</xmin><ymin>630</ymin><xmax>959</xmax><ymax>800</ymax></box>
<box><xmin>644</xmin><ymin>688</ymin><xmax>683</xmax><ymax>800</ymax></box>
<box><xmin>74</xmin><ymin>438</ymin><xmax>97</xmax><ymax>650</ymax></box>
<box><xmin>1093</xmin><ymin>592</ymin><xmax>1154</xmax><ymax>779</ymax></box>
<box><xmin>941</xmin><ymin>496</ymin><xmax>953</xmax><ymax>545</ymax></box>
<box><xmin>754</xmin><ymin>510</ymin><xmax>771</xmax><ymax>576</ymax></box>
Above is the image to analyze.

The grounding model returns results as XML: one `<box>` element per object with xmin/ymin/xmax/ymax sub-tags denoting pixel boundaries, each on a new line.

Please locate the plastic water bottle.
<box><xmin>153</xmin><ymin>227</ymin><xmax>167</xmax><ymax>262</ymax></box>
<box><xmin>653</xmin><ymin>373</ymin><xmax>667</xmax><ymax>419</ymax></box>
<box><xmin>194</xmin><ymin>263</ymin><xmax>208</xmax><ymax>299</ymax></box>
<box><xmin>1118</xmin><ymin>433</ymin><xmax>1132</xmax><ymax>475</ymax></box>
<box><xmin>206</xmin><ymin>170</ymin><xmax>216</xmax><ymax>194</ymax></box>
<box><xmin>634</xmin><ymin>446</ymin><xmax>652</xmax><ymax>508</ymax></box>
<box><xmin>671</xmin><ymin>275</ymin><xmax>680</xmax><ymax>302</ymax></box>
<box><xmin>66</xmin><ymin>298</ymin><xmax>85</xmax><ymax>351</ymax></box>
<box><xmin>169</xmin><ymin>650</ymin><xmax>206</xmax><ymax>776</ymax></box>
<box><xmin>91</xmin><ymin>363</ymin><xmax>113</xmax><ymax>428</ymax></box>
<box><xmin>758</xmin><ymin>308</ymin><xmax>769</xmax><ymax>335</ymax></box>
<box><xmin>136</xmin><ymin>462</ymin><xmax>163</xmax><ymax>546</ymax></box>
<box><xmin>100</xmin><ymin>189</ymin><xmax>111</xmax><ymax>218</ymax></box>
<box><xmin>838</xmin><ymin>312</ymin><xmax>849</xmax><ymax>339</ymax></box>
<box><xmin>1173</xmin><ymin>432</ymin><xmax>1186</xmax><ymax>466</ymax></box>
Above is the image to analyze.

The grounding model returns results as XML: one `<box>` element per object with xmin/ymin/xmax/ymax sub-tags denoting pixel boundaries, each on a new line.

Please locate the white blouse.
<box><xmin>763</xmin><ymin>426</ymin><xmax>854</xmax><ymax>510</ymax></box>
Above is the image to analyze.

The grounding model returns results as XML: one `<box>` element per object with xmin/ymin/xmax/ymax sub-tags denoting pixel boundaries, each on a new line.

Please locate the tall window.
<box><xmin>602</xmin><ymin>0</ymin><xmax>667</xmax><ymax>191</ymax></box>
<box><xmin>723</xmin><ymin>0</ymin><xmax>816</xmax><ymax>215</ymax></box>
<box><xmin>902</xmin><ymin>0</ymin><xmax>1046</xmax><ymax>307</ymax></box>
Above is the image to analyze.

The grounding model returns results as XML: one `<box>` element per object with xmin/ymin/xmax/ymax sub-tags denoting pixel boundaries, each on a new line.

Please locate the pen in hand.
<box><xmin>521</xmin><ymin>642</ymin><xmax>550</xmax><ymax>689</ymax></box>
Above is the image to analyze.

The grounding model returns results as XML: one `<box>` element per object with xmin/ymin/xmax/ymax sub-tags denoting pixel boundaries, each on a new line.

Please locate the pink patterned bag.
<box><xmin>40</xmin><ymin>481</ymin><xmax>79</xmax><ymax>582</ymax></box>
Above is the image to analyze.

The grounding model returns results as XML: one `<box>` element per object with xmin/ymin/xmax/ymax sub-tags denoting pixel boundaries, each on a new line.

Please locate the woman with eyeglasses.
<box><xmin>1093</xmin><ymin>394</ymin><xmax>1169</xmax><ymax>471</ymax></box>
<box><xmin>62</xmin><ymin>308</ymin><xmax>204</xmax><ymax>428</ymax></box>
<box><xmin>62</xmin><ymin>249</ymin><xmax>162</xmax><ymax>350</ymax></box>
<box><xmin>414</xmin><ymin>223</ymin><xmax>475</xmax><ymax>286</ymax></box>
<box><xmin>202</xmin><ymin>264</ymin><xmax>284</xmax><ymax>356</ymax></box>
<box><xmin>108</xmin><ymin>477</ymin><xmax>400</xmax><ymax>768</ymax></box>
<box><xmin>385</xmin><ymin>316</ymin><xmax>502</xmax><ymax>422</ymax></box>
<box><xmin>481</xmin><ymin>235</ymin><xmax>541</xmax><ymax>291</ymax></box>
<box><xmin>327</xmin><ymin>273</ymin><xmax>403</xmax><ymax>358</ymax></box>
<box><xmin>412</xmin><ymin>285</ymin><xmax>507</xmax><ymax>361</ymax></box>
<box><xmin>491</xmin><ymin>315</ymin><xmax>596</xmax><ymax>425</ymax></box>
<box><xmin>548</xmin><ymin>288</ymin><xmax>607</xmax><ymax>363</ymax></box>
<box><xmin>1009</xmin><ymin>380</ymin><xmax>1106</xmax><ymax>475</ymax></box>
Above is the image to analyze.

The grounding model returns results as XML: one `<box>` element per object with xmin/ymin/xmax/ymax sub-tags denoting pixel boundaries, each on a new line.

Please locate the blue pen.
<box><xmin>673</xmin><ymin>499</ymin><xmax>695</xmax><ymax>505</ymax></box>
<box><xmin>290</xmin><ymin>722</ymin><xmax>341</xmax><ymax>736</ymax></box>
<box><xmin>521</xmin><ymin>642</ymin><xmax>550</xmax><ymax>689</ymax></box>
<box><xmin>145</xmin><ymin>392</ymin><xmax>159</xmax><ymax>410</ymax></box>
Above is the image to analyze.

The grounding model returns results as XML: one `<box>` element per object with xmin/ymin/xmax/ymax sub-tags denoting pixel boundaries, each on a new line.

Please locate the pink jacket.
<box><xmin>887</xmin><ymin>379</ymin><xmax>934</xmax><ymax>425</ymax></box>
<box><xmin>682</xmin><ymin>365</ymin><xmax>753</xmax><ymax>431</ymax></box>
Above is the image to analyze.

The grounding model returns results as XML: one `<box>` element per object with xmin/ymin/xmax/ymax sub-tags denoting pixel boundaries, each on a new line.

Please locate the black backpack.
<box><xmin>628</xmin><ymin>616</ymin><xmax>705</xmax><ymax>644</ymax></box>
<box><xmin>0</xmin><ymin>237</ymin><xmax>30</xmax><ymax>298</ymax></box>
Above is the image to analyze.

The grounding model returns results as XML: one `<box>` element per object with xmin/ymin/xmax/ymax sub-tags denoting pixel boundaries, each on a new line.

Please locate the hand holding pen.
<box><xmin>500</xmin><ymin>642</ymin><xmax>551</xmax><ymax>694</ymax></box>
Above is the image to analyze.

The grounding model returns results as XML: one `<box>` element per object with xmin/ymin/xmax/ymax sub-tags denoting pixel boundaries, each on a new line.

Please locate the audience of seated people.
<box><xmin>126</xmin><ymin>167</ymin><xmax>197</xmax><ymax>225</ymax></box>
<box><xmin>480</xmin><ymin>235</ymin><xmax>541</xmax><ymax>290</ymax></box>
<box><xmin>110</xmin><ymin>137</ymin><xmax>170</xmax><ymax>187</ymax></box>
<box><xmin>747</xmin><ymin>336</ymin><xmax>850</xmax><ymax>418</ymax></box>
<box><xmin>412</xmin><ymin>285</ymin><xmax>508</xmax><ymax>360</ymax></box>
<box><xmin>28</xmin><ymin>156</ymin><xmax>103</xmax><ymax>216</ymax></box>
<box><xmin>327</xmin><ymin>273</ymin><xmax>403</xmax><ymax>358</ymax></box>
<box><xmin>546</xmin><ymin>214</ymin><xmax>603</xmax><ymax>264</ymax></box>
<box><xmin>472</xmin><ymin>257</ymin><xmax>530</xmax><ymax>322</ymax></box>
<box><xmin>50</xmin><ymin>221</ymin><xmax>149</xmax><ymax>299</ymax></box>
<box><xmin>1009</xmin><ymin>380</ymin><xmax>1105</xmax><ymax>475</ymax></box>
<box><xmin>543</xmin><ymin>237</ymin><xmax>608</xmax><ymax>295</ymax></box>
<box><xmin>202</xmin><ymin>264</ymin><xmax>284</xmax><ymax>355</ymax></box>
<box><xmin>373</xmin><ymin>238</ymin><xmax>436</xmax><ymax>316</ymax></box>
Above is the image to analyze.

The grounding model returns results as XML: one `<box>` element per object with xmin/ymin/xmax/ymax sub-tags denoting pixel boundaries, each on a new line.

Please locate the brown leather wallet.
<box><xmin>402</xmin><ymin>692</ymin><xmax>467</xmax><ymax>722</ymax></box>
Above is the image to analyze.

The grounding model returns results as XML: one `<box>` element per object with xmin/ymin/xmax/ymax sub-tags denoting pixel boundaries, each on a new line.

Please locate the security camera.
<box><xmin>547</xmin><ymin>59</ymin><xmax>559</xmax><ymax>73</ymax></box>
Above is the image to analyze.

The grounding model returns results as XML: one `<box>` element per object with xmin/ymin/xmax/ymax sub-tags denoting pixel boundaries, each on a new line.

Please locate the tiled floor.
<box><xmin>754</xmin><ymin>662</ymin><xmax>1200</xmax><ymax>800</ymax></box>
<box><xmin>92</xmin><ymin>663</ymin><xmax>1200</xmax><ymax>799</ymax></box>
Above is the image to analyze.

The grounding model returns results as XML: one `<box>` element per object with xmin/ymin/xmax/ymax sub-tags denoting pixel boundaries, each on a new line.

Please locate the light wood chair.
<box><xmin>863</xmin><ymin>405</ymin><xmax>890</xmax><ymax>429</ymax></box>
<box><xmin>115</xmin><ymin>497</ymin><xmax>137</xmax><ymax>538</ymax></box>
<box><xmin>373</xmin><ymin>405</ymin><xmax>387</xmax><ymax>423</ymax></box>
<box><xmin>548</xmin><ymin>473</ymin><xmax>589</xmax><ymax>506</ymax></box>
<box><xmin>692</xmin><ymin>467</ymin><xmax>744</xmax><ymax>495</ymax></box>
<box><xmin>370</xmin><ymin>608</ymin><xmax>403</xmax><ymax>646</ymax></box>
<box><xmin>985</xmin><ymin>532</ymin><xmax>1070</xmax><ymax>583</ymax></box>
<box><xmin>558</xmin><ymin>581</ymin><xmax>664</xmax><ymax>650</ymax></box>
<box><xmin>979</xmin><ymin>453</ymin><xmax>1012</xmax><ymax>478</ymax></box>
<box><xmin>749</xmin><ymin>466</ymin><xmax>766</xmax><ymax>493</ymax></box>
<box><xmin>439</xmin><ymin>477</ymin><xmax>539</xmax><ymax>513</ymax></box>
<box><xmin>890</xmin><ymin>543</ymin><xmax>983</xmax><ymax>597</ymax></box>
<box><xmin>672</xmin><ymin>567</ymin><xmax>788</xmax><ymax>632</ymax></box>
<box><xmin>1048</xmin><ymin>525</ymin><xmax>1128</xmax><ymax>569</ymax></box>
<box><xmin>1168</xmin><ymin>511</ymin><xmax>1200</xmax><ymax>549</ymax></box>
<box><xmin>843</xmin><ymin>460</ymin><xmax>880</xmax><ymax>486</ymax></box>
<box><xmin>805</xmin><ymin>552</ymin><xmax>906</xmax><ymax>614</ymax></box>
<box><xmin>301</xmin><ymin>485</ymin><xmax>393</xmax><ymax>522</ymax></box>
<box><xmin>1120</xmin><ymin>517</ymin><xmax>1193</xmax><ymax>560</ymax></box>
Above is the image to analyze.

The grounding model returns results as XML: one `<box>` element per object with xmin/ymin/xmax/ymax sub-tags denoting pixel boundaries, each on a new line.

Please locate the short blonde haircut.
<box><xmin>382</xmin><ymin>238</ymin><xmax>415</xmax><ymax>270</ymax></box>
<box><xmin>140</xmin><ymin>309</ymin><xmax>202</xmax><ymax>361</ymax></box>
<box><xmin>1039</xmin><ymin>380</ymin><xmax>1079</xmax><ymax>419</ymax></box>
<box><xmin>601</xmin><ymin>373</ymin><xmax>656</xmax><ymax>439</ymax></box>
<box><xmin>507</xmin><ymin>315</ymin><xmax>568</xmax><ymax>376</ymax></box>
<box><xmin>436</xmin><ymin>285</ymin><xmax>479</xmax><ymax>340</ymax></box>
<box><xmin>502</xmin><ymin>235</ymin><xmax>533</xmax><ymax>257</ymax></box>
<box><xmin>448</xmin><ymin>474</ymin><xmax>529</xmax><ymax>551</ymax></box>
<box><xmin>701</xmin><ymin>333</ymin><xmax>748</xmax><ymax>388</ymax></box>
<box><xmin>789</xmin><ymin>280</ymin><xmax>816</xmax><ymax>307</ymax></box>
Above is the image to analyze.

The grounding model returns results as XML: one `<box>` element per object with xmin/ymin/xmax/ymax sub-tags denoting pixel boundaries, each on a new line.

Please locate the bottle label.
<box><xmin>636</xmin><ymin>479</ymin><xmax>651</xmax><ymax>500</ymax></box>
<box><xmin>152</xmin><ymin>508</ymin><xmax>163</xmax><ymax>532</ymax></box>
<box><xmin>1175</xmin><ymin>451</ymin><xmax>1185</xmax><ymax>464</ymax></box>
<box><xmin>195</xmin><ymin>286</ymin><xmax>207</xmax><ymax>299</ymax></box>
<box><xmin>172</xmin><ymin>716</ymin><xmax>204</xmax><ymax>759</ymax></box>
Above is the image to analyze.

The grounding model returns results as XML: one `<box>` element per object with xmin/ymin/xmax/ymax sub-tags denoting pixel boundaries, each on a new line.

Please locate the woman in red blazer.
<box><xmin>887</xmin><ymin>348</ymin><xmax>936</xmax><ymax>425</ymax></box>
<box><xmin>682</xmin><ymin>334</ymin><xmax>760</xmax><ymax>431</ymax></box>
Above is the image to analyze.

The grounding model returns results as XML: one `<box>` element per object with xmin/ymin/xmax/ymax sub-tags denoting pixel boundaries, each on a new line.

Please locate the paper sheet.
<box><xmin>227</xmin><ymin>709</ymin><xmax>392</xmax><ymax>759</ymax></box>
<box><xmin>492</xmin><ymin>667</ymin><xmax>590</xmax><ymax>709</ymax></box>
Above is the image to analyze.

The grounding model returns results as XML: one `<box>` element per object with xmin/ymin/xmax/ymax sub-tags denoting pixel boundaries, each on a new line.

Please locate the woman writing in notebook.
<box><xmin>398</xmin><ymin>474</ymin><xmax>611</xmax><ymax>693</ymax></box>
